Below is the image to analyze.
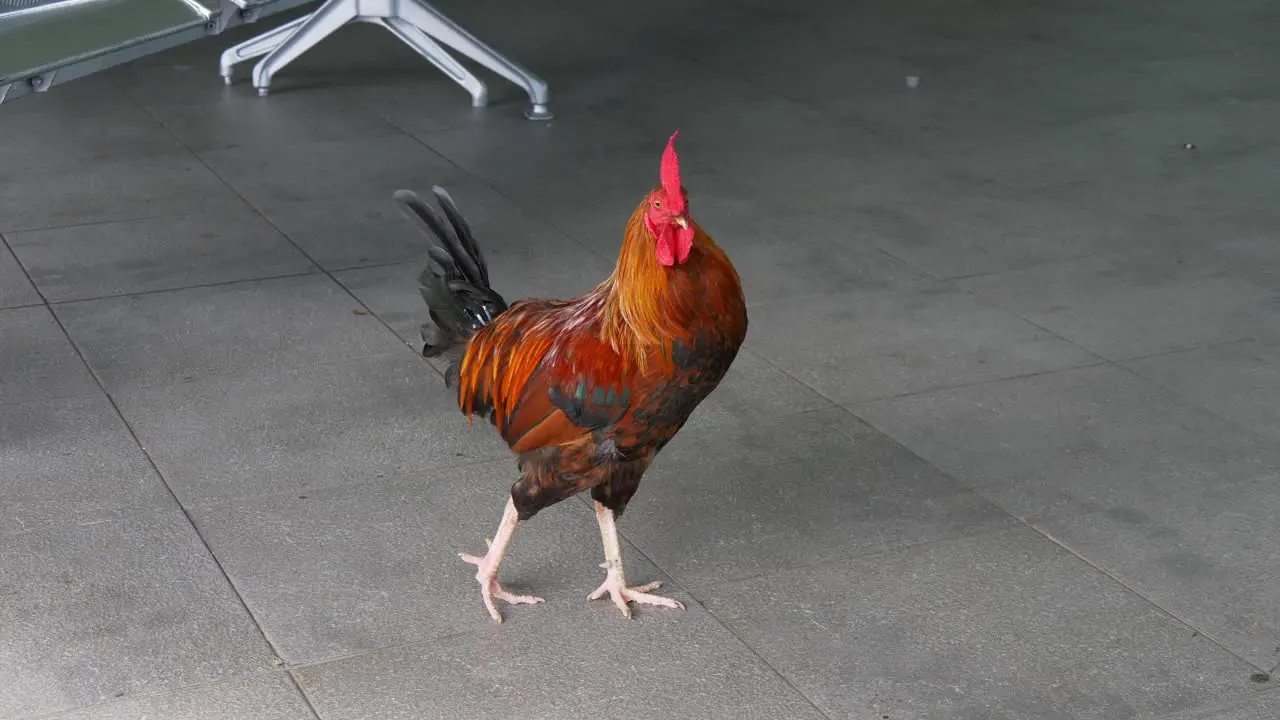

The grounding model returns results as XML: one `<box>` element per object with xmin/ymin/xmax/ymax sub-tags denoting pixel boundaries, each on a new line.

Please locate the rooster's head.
<box><xmin>643</xmin><ymin>131</ymin><xmax>694</xmax><ymax>267</ymax></box>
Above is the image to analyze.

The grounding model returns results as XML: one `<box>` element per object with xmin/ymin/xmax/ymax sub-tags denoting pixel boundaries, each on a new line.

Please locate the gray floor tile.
<box><xmin>0</xmin><ymin>509</ymin><xmax>277</xmax><ymax>718</ymax></box>
<box><xmin>554</xmin><ymin>51</ymin><xmax>768</xmax><ymax>116</ymax></box>
<box><xmin>0</xmin><ymin>244</ymin><xmax>41</xmax><ymax>309</ymax></box>
<box><xmin>696</xmin><ymin>349</ymin><xmax>833</xmax><ymax>418</ymax></box>
<box><xmin>0</xmin><ymin>78</ymin><xmax>186</xmax><ymax>176</ymax></box>
<box><xmin>0</xmin><ymin>153</ymin><xmax>245</xmax><ymax>234</ymax></box>
<box><xmin>55</xmin><ymin>274</ymin><xmax>407</xmax><ymax>391</ymax></box>
<box><xmin>5</xmin><ymin>0</ymin><xmax>1280</xmax><ymax>717</ymax></box>
<box><xmin>940</xmin><ymin>98</ymin><xmax>1280</xmax><ymax>195</ymax></box>
<box><xmin>695</xmin><ymin>135</ymin><xmax>950</xmax><ymax>221</ymax></box>
<box><xmin>399</xmin><ymin>97</ymin><xmax>652</xmax><ymax>156</ymax></box>
<box><xmin>1035</xmin><ymin>471</ymin><xmax>1280</xmax><ymax>668</ymax></box>
<box><xmin>679</xmin><ymin>175</ymin><xmax>933</xmax><ymax>305</ymax></box>
<box><xmin>594</xmin><ymin>80</ymin><xmax>830</xmax><ymax>161</ymax></box>
<box><xmin>197</xmin><ymin>133</ymin><xmax>464</xmax><ymax>212</ymax></box>
<box><xmin>1151</xmin><ymin>690</ymin><xmax>1280</xmax><ymax>720</ymax></box>
<box><xmin>251</xmin><ymin>196</ymin><xmax>427</xmax><ymax>273</ymax></box>
<box><xmin>746</xmin><ymin>284</ymin><xmax>1098</xmax><ymax>405</ymax></box>
<box><xmin>853</xmin><ymin>186</ymin><xmax>1131</xmax><ymax>280</ymax></box>
<box><xmin>855</xmin><ymin>364</ymin><xmax>1280</xmax><ymax>521</ymax></box>
<box><xmin>0</xmin><ymin>392</ymin><xmax>173</xmax><ymax>536</ymax></box>
<box><xmin>338</xmin><ymin>76</ymin><xmax>527</xmax><ymax>136</ymax></box>
<box><xmin>139</xmin><ymin>89</ymin><xmax>403</xmax><ymax>153</ymax></box>
<box><xmin>623</xmin><ymin>406</ymin><xmax>1011</xmax><ymax>589</ymax></box>
<box><xmin>113</xmin><ymin>353</ymin><xmax>506</xmax><ymax>506</ymax></box>
<box><xmin>277</xmin><ymin>177</ymin><xmax>605</xmax><ymax>273</ymax></box>
<box><xmin>293</xmin><ymin>601</ymin><xmax>826</xmax><ymax>720</ymax></box>
<box><xmin>7</xmin><ymin>211</ymin><xmax>317</xmax><ymax>303</ymax></box>
<box><xmin>1125</xmin><ymin>339</ymin><xmax>1280</xmax><ymax>440</ymax></box>
<box><xmin>699</xmin><ymin>525</ymin><xmax>1258</xmax><ymax>720</ymax></box>
<box><xmin>727</xmin><ymin>233</ymin><xmax>935</xmax><ymax>306</ymax></box>
<box><xmin>38</xmin><ymin>673</ymin><xmax>314</xmax><ymax>720</ymax></box>
<box><xmin>1031</xmin><ymin>148</ymin><xmax>1280</xmax><ymax>259</ymax></box>
<box><xmin>1214</xmin><ymin>234</ymin><xmax>1280</xmax><ymax>292</ymax></box>
<box><xmin>669</xmin><ymin>17</ymin><xmax>888</xmax><ymax>104</ymax></box>
<box><xmin>191</xmin><ymin>462</ymin><xmax>670</xmax><ymax>663</ymax></box>
<box><xmin>330</xmin><ymin>263</ymin><xmax>427</xmax><ymax>348</ymax></box>
<box><xmin>959</xmin><ymin>251</ymin><xmax>1280</xmax><ymax>361</ymax></box>
<box><xmin>0</xmin><ymin>306</ymin><xmax>98</xmax><ymax>404</ymax></box>
<box><xmin>855</xmin><ymin>363</ymin><xmax>1280</xmax><ymax>664</ymax></box>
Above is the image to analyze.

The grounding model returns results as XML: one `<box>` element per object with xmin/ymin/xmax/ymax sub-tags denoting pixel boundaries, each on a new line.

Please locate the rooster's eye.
<box><xmin>653</xmin><ymin>200</ymin><xmax>662</xmax><ymax>209</ymax></box>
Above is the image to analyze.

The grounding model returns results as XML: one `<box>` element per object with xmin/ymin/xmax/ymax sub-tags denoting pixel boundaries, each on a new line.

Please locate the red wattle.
<box><xmin>675</xmin><ymin>226</ymin><xmax>694</xmax><ymax>264</ymax></box>
<box><xmin>655</xmin><ymin>231</ymin><xmax>676</xmax><ymax>266</ymax></box>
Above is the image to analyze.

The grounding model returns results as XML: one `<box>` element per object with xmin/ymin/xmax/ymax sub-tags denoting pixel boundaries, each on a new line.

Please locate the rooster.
<box><xmin>395</xmin><ymin>132</ymin><xmax>747</xmax><ymax>622</ymax></box>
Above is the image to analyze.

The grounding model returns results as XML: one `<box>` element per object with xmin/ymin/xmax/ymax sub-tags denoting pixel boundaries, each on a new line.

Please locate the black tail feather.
<box><xmin>431</xmin><ymin>186</ymin><xmax>488</xmax><ymax>287</ymax></box>
<box><xmin>394</xmin><ymin>188</ymin><xmax>507</xmax><ymax>360</ymax></box>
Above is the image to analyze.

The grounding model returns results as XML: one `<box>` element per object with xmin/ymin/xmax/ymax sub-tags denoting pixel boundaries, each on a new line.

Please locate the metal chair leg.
<box><xmin>217</xmin><ymin>0</ymin><xmax>551</xmax><ymax>117</ymax></box>
<box><xmin>219</xmin><ymin>15</ymin><xmax>309</xmax><ymax>84</ymax></box>
<box><xmin>378</xmin><ymin>16</ymin><xmax>487</xmax><ymax>108</ymax></box>
<box><xmin>250</xmin><ymin>0</ymin><xmax>360</xmax><ymax>96</ymax></box>
<box><xmin>394</xmin><ymin>0</ymin><xmax>551</xmax><ymax>119</ymax></box>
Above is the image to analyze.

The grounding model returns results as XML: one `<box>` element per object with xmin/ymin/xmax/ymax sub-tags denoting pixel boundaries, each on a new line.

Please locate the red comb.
<box><xmin>660</xmin><ymin>131</ymin><xmax>682</xmax><ymax>200</ymax></box>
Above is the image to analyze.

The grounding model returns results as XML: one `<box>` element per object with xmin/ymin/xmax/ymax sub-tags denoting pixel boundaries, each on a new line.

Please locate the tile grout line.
<box><xmin>733</xmin><ymin>321</ymin><xmax>1274</xmax><ymax>673</ymax></box>
<box><xmin>15</xmin><ymin>669</ymin><xmax>299</xmax><ymax>720</ymax></box>
<box><xmin>21</xmin><ymin>90</ymin><xmax>837</xmax><ymax>712</ymax></box>
<box><xmin>948</xmin><ymin>277</ymin><xmax>1280</xmax><ymax>451</ymax></box>
<box><xmin>98</xmin><ymin>39</ymin><xmax>1279</xmax><ymax>703</ymax></box>
<box><xmin>45</xmin><ymin>268</ymin><xmax>324</xmax><ymax>306</ymax></box>
<box><xmin>282</xmin><ymin>671</ymin><xmax>324</xmax><ymax>720</ymax></box>
<box><xmin>2</xmin><ymin>211</ymin><xmax>191</xmax><ymax>236</ymax></box>
<box><xmin>1110</xmin><ymin>356</ymin><xmax>1280</xmax><ymax>451</ymax></box>
<box><xmin>39</xmin><ymin>255</ymin><xmax>424</xmax><ymax>308</ymax></box>
<box><xmin>609</xmin><ymin>526</ymin><xmax>838</xmax><ymax>720</ymax></box>
<box><xmin>1030</xmin><ymin>521</ymin><xmax>1276</xmax><ymax>674</ymax></box>
<box><xmin>1</xmin><ymin>229</ymin><xmax>327</xmax><ymax>720</ymax></box>
<box><xmin>116</xmin><ymin>84</ymin><xmax>1102</xmax><ymax>720</ymax></box>
<box><xmin>179</xmin><ymin>454</ymin><xmax>507</xmax><ymax>517</ymax></box>
<box><xmin>675</xmin><ymin>519</ymin><xmax>1016</xmax><ymax>596</ymax></box>
<box><xmin>837</xmin><ymin>392</ymin><xmax>1277</xmax><ymax>674</ymax></box>
<box><xmin>117</xmin><ymin>95</ymin><xmax>492</xmax><ymax>719</ymax></box>
<box><xmin>395</xmin><ymin>132</ymin><xmax>621</xmax><ymax>267</ymax></box>
<box><xmin>127</xmin><ymin>99</ymin><xmax>447</xmax><ymax>382</ymax></box>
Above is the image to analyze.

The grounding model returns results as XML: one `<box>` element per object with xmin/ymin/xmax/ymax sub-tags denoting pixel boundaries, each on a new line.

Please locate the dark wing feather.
<box><xmin>499</xmin><ymin>350</ymin><xmax>635</xmax><ymax>453</ymax></box>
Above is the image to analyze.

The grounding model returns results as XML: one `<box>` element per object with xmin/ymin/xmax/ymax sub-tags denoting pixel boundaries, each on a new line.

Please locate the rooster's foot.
<box><xmin>459</xmin><ymin>544</ymin><xmax>545</xmax><ymax>623</ymax></box>
<box><xmin>588</xmin><ymin>563</ymin><xmax>684</xmax><ymax>619</ymax></box>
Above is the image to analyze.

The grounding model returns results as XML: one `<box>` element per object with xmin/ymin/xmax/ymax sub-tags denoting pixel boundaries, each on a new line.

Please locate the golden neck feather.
<box><xmin>594</xmin><ymin>201</ymin><xmax>691</xmax><ymax>366</ymax></box>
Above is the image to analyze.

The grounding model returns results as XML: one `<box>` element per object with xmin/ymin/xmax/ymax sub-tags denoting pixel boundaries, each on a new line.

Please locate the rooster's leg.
<box><xmin>588</xmin><ymin>500</ymin><xmax>685</xmax><ymax>618</ymax></box>
<box><xmin>459</xmin><ymin>497</ymin><xmax>545</xmax><ymax>623</ymax></box>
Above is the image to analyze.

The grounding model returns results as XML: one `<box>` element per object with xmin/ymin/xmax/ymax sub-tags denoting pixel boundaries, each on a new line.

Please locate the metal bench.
<box><xmin>0</xmin><ymin>0</ymin><xmax>310</xmax><ymax>104</ymax></box>
<box><xmin>0</xmin><ymin>0</ymin><xmax>551</xmax><ymax>120</ymax></box>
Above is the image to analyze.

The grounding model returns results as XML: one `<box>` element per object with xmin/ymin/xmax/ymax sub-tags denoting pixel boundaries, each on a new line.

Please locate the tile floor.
<box><xmin>2</xmin><ymin>0</ymin><xmax>1279</xmax><ymax>718</ymax></box>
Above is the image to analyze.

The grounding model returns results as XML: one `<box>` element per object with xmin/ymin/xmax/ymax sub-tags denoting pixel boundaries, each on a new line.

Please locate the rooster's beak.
<box><xmin>672</xmin><ymin>216</ymin><xmax>689</xmax><ymax>230</ymax></box>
